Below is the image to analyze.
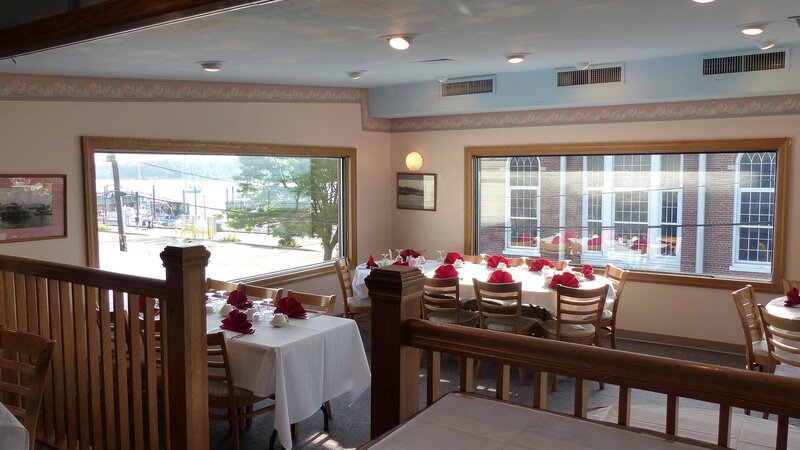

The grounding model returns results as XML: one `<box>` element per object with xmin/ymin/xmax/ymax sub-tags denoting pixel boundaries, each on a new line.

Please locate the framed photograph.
<box><xmin>397</xmin><ymin>172</ymin><xmax>436</xmax><ymax>211</ymax></box>
<box><xmin>0</xmin><ymin>175</ymin><xmax>66</xmax><ymax>243</ymax></box>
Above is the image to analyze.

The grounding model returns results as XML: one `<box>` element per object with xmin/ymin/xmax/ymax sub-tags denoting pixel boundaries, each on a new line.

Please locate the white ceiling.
<box><xmin>1</xmin><ymin>0</ymin><xmax>799</xmax><ymax>88</ymax></box>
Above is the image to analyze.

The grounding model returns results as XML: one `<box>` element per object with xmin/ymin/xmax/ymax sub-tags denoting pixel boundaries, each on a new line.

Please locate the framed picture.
<box><xmin>397</xmin><ymin>172</ymin><xmax>436</xmax><ymax>211</ymax></box>
<box><xmin>0</xmin><ymin>175</ymin><xmax>66</xmax><ymax>243</ymax></box>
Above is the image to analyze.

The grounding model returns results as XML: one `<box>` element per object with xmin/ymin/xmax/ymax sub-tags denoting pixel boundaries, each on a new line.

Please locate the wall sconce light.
<box><xmin>405</xmin><ymin>151</ymin><xmax>424</xmax><ymax>171</ymax></box>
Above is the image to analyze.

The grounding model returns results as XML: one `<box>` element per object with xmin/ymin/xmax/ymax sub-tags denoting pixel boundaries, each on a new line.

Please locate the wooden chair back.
<box><xmin>553</xmin><ymin>260</ymin><xmax>569</xmax><ymax>271</ymax></box>
<box><xmin>0</xmin><ymin>327</ymin><xmax>55</xmax><ymax>450</ymax></box>
<box><xmin>206</xmin><ymin>278</ymin><xmax>239</xmax><ymax>295</ymax></box>
<box><xmin>783</xmin><ymin>279</ymin><xmax>800</xmax><ymax>291</ymax></box>
<box><xmin>334</xmin><ymin>258</ymin><xmax>355</xmax><ymax>313</ymax></box>
<box><xmin>505</xmin><ymin>257</ymin><xmax>525</xmax><ymax>267</ymax></box>
<box><xmin>603</xmin><ymin>264</ymin><xmax>629</xmax><ymax>323</ymax></box>
<box><xmin>732</xmin><ymin>285</ymin><xmax>765</xmax><ymax>368</ymax></box>
<box><xmin>422</xmin><ymin>277</ymin><xmax>460</xmax><ymax>319</ymax></box>
<box><xmin>553</xmin><ymin>284</ymin><xmax>610</xmax><ymax>345</ymax></box>
<box><xmin>238</xmin><ymin>283</ymin><xmax>283</xmax><ymax>301</ymax></box>
<box><xmin>758</xmin><ymin>305</ymin><xmax>800</xmax><ymax>374</ymax></box>
<box><xmin>462</xmin><ymin>255</ymin><xmax>485</xmax><ymax>264</ymax></box>
<box><xmin>285</xmin><ymin>290</ymin><xmax>336</xmax><ymax>316</ymax></box>
<box><xmin>472</xmin><ymin>279</ymin><xmax>524</xmax><ymax>332</ymax></box>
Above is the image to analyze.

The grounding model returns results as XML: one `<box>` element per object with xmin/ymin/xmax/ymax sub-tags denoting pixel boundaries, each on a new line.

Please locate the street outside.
<box><xmin>98</xmin><ymin>225</ymin><xmax>327</xmax><ymax>281</ymax></box>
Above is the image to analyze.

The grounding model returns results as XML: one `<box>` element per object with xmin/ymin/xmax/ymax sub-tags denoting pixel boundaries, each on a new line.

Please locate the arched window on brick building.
<box><xmin>733</xmin><ymin>152</ymin><xmax>776</xmax><ymax>269</ymax></box>
<box><xmin>506</xmin><ymin>156</ymin><xmax>540</xmax><ymax>250</ymax></box>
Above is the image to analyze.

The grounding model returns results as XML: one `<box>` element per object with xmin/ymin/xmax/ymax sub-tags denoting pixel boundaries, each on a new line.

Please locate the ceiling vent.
<box><xmin>441</xmin><ymin>75</ymin><xmax>495</xmax><ymax>97</ymax></box>
<box><xmin>413</xmin><ymin>58</ymin><xmax>455</xmax><ymax>64</ymax></box>
<box><xmin>702</xmin><ymin>49</ymin><xmax>786</xmax><ymax>75</ymax></box>
<box><xmin>556</xmin><ymin>65</ymin><xmax>623</xmax><ymax>87</ymax></box>
<box><xmin>789</xmin><ymin>15</ymin><xmax>800</xmax><ymax>27</ymax></box>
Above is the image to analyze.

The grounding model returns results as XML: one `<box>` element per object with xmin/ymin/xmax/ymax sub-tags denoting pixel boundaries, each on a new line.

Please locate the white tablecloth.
<box><xmin>206</xmin><ymin>313</ymin><xmax>371</xmax><ymax>449</ymax></box>
<box><xmin>766</xmin><ymin>297</ymin><xmax>800</xmax><ymax>320</ymax></box>
<box><xmin>354</xmin><ymin>261</ymin><xmax>614</xmax><ymax>312</ymax></box>
<box><xmin>370</xmin><ymin>393</ymin><xmax>711</xmax><ymax>449</ymax></box>
<box><xmin>0</xmin><ymin>401</ymin><xmax>28</xmax><ymax>450</ymax></box>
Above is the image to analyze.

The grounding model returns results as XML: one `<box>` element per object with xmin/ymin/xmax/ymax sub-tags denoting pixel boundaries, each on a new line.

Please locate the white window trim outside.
<box><xmin>730</xmin><ymin>152</ymin><xmax>774</xmax><ymax>272</ymax></box>
<box><xmin>504</xmin><ymin>156</ymin><xmax>541</xmax><ymax>256</ymax></box>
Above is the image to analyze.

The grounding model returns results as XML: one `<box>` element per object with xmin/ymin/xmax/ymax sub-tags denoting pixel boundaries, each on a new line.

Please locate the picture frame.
<box><xmin>0</xmin><ymin>175</ymin><xmax>66</xmax><ymax>243</ymax></box>
<box><xmin>397</xmin><ymin>172</ymin><xmax>436</xmax><ymax>211</ymax></box>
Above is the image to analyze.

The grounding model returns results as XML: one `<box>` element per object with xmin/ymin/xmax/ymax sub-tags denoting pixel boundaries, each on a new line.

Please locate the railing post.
<box><xmin>160</xmin><ymin>244</ymin><xmax>210</xmax><ymax>450</ymax></box>
<box><xmin>366</xmin><ymin>265</ymin><xmax>425</xmax><ymax>439</ymax></box>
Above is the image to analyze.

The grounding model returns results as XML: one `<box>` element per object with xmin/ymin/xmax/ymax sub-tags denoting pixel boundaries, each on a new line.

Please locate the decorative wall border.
<box><xmin>2</xmin><ymin>72</ymin><xmax>799</xmax><ymax>133</ymax></box>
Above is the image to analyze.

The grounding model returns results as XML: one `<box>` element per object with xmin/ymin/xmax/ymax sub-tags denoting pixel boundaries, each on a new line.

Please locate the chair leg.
<box><xmin>246</xmin><ymin>405</ymin><xmax>253</xmax><ymax>427</ymax></box>
<box><xmin>321</xmin><ymin>404</ymin><xmax>330</xmax><ymax>432</ymax></box>
<box><xmin>550</xmin><ymin>373</ymin><xmax>558</xmax><ymax>392</ymax></box>
<box><xmin>324</xmin><ymin>400</ymin><xmax>332</xmax><ymax>419</ymax></box>
<box><xmin>518</xmin><ymin>367</ymin><xmax>526</xmax><ymax>385</ymax></box>
<box><xmin>476</xmin><ymin>360</ymin><xmax>483</xmax><ymax>378</ymax></box>
<box><xmin>230</xmin><ymin>407</ymin><xmax>240</xmax><ymax>450</ymax></box>
<box><xmin>269</xmin><ymin>430</ymin><xmax>279</xmax><ymax>450</ymax></box>
<box><xmin>610</xmin><ymin>327</ymin><xmax>616</xmax><ymax>350</ymax></box>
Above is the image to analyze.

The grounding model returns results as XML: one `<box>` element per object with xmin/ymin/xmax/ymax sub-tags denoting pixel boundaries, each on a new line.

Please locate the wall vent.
<box><xmin>441</xmin><ymin>75</ymin><xmax>495</xmax><ymax>97</ymax></box>
<box><xmin>557</xmin><ymin>65</ymin><xmax>623</xmax><ymax>87</ymax></box>
<box><xmin>703</xmin><ymin>50</ymin><xmax>786</xmax><ymax>75</ymax></box>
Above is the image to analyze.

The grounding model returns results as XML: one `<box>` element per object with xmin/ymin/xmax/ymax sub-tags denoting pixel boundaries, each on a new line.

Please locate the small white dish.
<box><xmin>270</xmin><ymin>313</ymin><xmax>289</xmax><ymax>327</ymax></box>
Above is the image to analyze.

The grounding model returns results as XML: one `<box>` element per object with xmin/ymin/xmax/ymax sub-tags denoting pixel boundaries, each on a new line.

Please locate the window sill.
<box><xmin>728</xmin><ymin>263</ymin><xmax>771</xmax><ymax>274</ymax></box>
<box><xmin>234</xmin><ymin>261</ymin><xmax>336</xmax><ymax>286</ymax></box>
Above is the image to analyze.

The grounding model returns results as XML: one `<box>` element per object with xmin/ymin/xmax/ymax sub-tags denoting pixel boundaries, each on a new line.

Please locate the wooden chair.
<box><xmin>0</xmin><ymin>326</ymin><xmax>55</xmax><ymax>450</ymax></box>
<box><xmin>473</xmin><ymin>279</ymin><xmax>540</xmax><ymax>385</ymax></box>
<box><xmin>553</xmin><ymin>260</ymin><xmax>570</xmax><ymax>270</ymax></box>
<box><xmin>758</xmin><ymin>305</ymin><xmax>800</xmax><ymax>379</ymax></box>
<box><xmin>462</xmin><ymin>254</ymin><xmax>485</xmax><ymax>264</ymax></box>
<box><xmin>599</xmin><ymin>264</ymin><xmax>629</xmax><ymax>349</ymax></box>
<box><xmin>207</xmin><ymin>332</ymin><xmax>274</xmax><ymax>450</ymax></box>
<box><xmin>422</xmin><ymin>277</ymin><xmax>478</xmax><ymax>327</ymax></box>
<box><xmin>285</xmin><ymin>289</ymin><xmax>336</xmax><ymax>316</ymax></box>
<box><xmin>541</xmin><ymin>284</ymin><xmax>610</xmax><ymax>391</ymax></box>
<box><xmin>207</xmin><ymin>278</ymin><xmax>239</xmax><ymax>295</ymax></box>
<box><xmin>505</xmin><ymin>257</ymin><xmax>526</xmax><ymax>268</ymax></box>
<box><xmin>334</xmin><ymin>258</ymin><xmax>371</xmax><ymax>319</ymax></box>
<box><xmin>237</xmin><ymin>283</ymin><xmax>283</xmax><ymax>301</ymax></box>
<box><xmin>731</xmin><ymin>285</ymin><xmax>771</xmax><ymax>372</ymax></box>
<box><xmin>783</xmin><ymin>279</ymin><xmax>800</xmax><ymax>291</ymax></box>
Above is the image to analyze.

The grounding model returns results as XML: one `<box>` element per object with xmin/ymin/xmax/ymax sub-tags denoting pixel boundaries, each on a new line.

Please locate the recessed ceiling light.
<box><xmin>692</xmin><ymin>0</ymin><xmax>715</xmax><ymax>4</ymax></box>
<box><xmin>759</xmin><ymin>41</ymin><xmax>776</xmax><ymax>50</ymax></box>
<box><xmin>507</xmin><ymin>53</ymin><xmax>529</xmax><ymax>64</ymax></box>
<box><xmin>197</xmin><ymin>61</ymin><xmax>223</xmax><ymax>72</ymax></box>
<box><xmin>381</xmin><ymin>34</ymin><xmax>416</xmax><ymax>50</ymax></box>
<box><xmin>347</xmin><ymin>70</ymin><xmax>366</xmax><ymax>80</ymax></box>
<box><xmin>741</xmin><ymin>24</ymin><xmax>765</xmax><ymax>36</ymax></box>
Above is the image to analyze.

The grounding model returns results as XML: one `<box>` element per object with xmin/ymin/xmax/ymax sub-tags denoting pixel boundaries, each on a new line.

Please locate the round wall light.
<box><xmin>405</xmin><ymin>151</ymin><xmax>424</xmax><ymax>171</ymax></box>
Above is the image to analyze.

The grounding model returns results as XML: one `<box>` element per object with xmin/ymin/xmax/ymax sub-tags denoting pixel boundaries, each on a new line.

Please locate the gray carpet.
<box><xmin>210</xmin><ymin>320</ymin><xmax>745</xmax><ymax>449</ymax></box>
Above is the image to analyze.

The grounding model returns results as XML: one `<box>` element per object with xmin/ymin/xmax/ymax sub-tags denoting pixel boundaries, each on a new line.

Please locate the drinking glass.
<box><xmin>437</xmin><ymin>250</ymin><xmax>444</xmax><ymax>263</ymax></box>
<box><xmin>395</xmin><ymin>248</ymin><xmax>403</xmax><ymax>262</ymax></box>
<box><xmin>381</xmin><ymin>253</ymin><xmax>390</xmax><ymax>266</ymax></box>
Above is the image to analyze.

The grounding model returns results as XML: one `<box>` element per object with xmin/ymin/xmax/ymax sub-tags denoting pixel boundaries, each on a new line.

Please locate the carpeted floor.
<box><xmin>209</xmin><ymin>320</ymin><xmax>746</xmax><ymax>449</ymax></box>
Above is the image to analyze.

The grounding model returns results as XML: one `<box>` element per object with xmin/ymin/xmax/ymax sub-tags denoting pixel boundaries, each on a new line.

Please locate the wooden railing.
<box><xmin>367</xmin><ymin>265</ymin><xmax>800</xmax><ymax>450</ymax></box>
<box><xmin>0</xmin><ymin>245</ymin><xmax>210</xmax><ymax>450</ymax></box>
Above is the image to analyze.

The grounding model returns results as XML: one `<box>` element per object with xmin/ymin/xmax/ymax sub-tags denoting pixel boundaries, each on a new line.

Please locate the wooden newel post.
<box><xmin>160</xmin><ymin>244</ymin><xmax>211</xmax><ymax>450</ymax></box>
<box><xmin>366</xmin><ymin>265</ymin><xmax>426</xmax><ymax>439</ymax></box>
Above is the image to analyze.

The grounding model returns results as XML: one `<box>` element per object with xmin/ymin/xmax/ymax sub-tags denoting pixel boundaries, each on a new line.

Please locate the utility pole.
<box><xmin>108</xmin><ymin>154</ymin><xmax>127</xmax><ymax>252</ymax></box>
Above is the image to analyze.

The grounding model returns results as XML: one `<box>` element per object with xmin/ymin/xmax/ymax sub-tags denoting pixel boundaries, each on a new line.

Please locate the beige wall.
<box><xmin>0</xmin><ymin>100</ymin><xmax>393</xmax><ymax>272</ymax></box>
<box><xmin>389</xmin><ymin>115</ymin><xmax>800</xmax><ymax>345</ymax></box>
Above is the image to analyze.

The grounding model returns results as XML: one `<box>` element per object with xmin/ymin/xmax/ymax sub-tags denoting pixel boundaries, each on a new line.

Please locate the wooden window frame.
<box><xmin>81</xmin><ymin>136</ymin><xmax>357</xmax><ymax>283</ymax></box>
<box><xmin>464</xmin><ymin>138</ymin><xmax>790</xmax><ymax>293</ymax></box>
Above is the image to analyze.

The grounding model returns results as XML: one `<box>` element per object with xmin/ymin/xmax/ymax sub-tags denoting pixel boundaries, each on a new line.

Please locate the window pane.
<box><xmin>94</xmin><ymin>153</ymin><xmax>344</xmax><ymax>279</ymax></box>
<box><xmin>475</xmin><ymin>150</ymin><xmax>778</xmax><ymax>282</ymax></box>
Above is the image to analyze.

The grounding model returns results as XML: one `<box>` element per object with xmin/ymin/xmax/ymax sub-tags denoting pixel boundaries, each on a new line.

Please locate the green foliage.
<box><xmin>221</xmin><ymin>233</ymin><xmax>241</xmax><ymax>242</ymax></box>
<box><xmin>97</xmin><ymin>223</ymin><xmax>110</xmax><ymax>231</ymax></box>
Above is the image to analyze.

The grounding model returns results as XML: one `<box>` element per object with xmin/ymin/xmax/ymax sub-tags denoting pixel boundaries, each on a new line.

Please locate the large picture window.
<box><xmin>466</xmin><ymin>139</ymin><xmax>789</xmax><ymax>291</ymax></box>
<box><xmin>82</xmin><ymin>137</ymin><xmax>356</xmax><ymax>281</ymax></box>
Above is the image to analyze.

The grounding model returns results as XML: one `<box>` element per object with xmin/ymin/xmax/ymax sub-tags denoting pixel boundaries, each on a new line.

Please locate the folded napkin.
<box><xmin>488</xmin><ymin>269</ymin><xmax>514</xmax><ymax>283</ymax></box>
<box><xmin>392</xmin><ymin>260</ymin><xmax>409</xmax><ymax>266</ymax></box>
<box><xmin>434</xmin><ymin>264</ymin><xmax>459</xmax><ymax>279</ymax></box>
<box><xmin>366</xmin><ymin>255</ymin><xmax>379</xmax><ymax>268</ymax></box>
<box><xmin>551</xmin><ymin>234</ymin><xmax>562</xmax><ymax>244</ymax></box>
<box><xmin>582</xmin><ymin>264</ymin><xmax>596</xmax><ymax>281</ymax></box>
<box><xmin>529</xmin><ymin>258</ymin><xmax>554</xmax><ymax>272</ymax></box>
<box><xmin>487</xmin><ymin>255</ymin><xmax>509</xmax><ymax>269</ymax></box>
<box><xmin>444</xmin><ymin>252</ymin><xmax>464</xmax><ymax>264</ymax></box>
<box><xmin>631</xmin><ymin>234</ymin><xmax>648</xmax><ymax>251</ymax></box>
<box><xmin>221</xmin><ymin>309</ymin><xmax>254</xmax><ymax>334</ymax></box>
<box><xmin>549</xmin><ymin>272</ymin><xmax>580</xmax><ymax>289</ymax></box>
<box><xmin>275</xmin><ymin>296</ymin><xmax>307</xmax><ymax>318</ymax></box>
<box><xmin>400</xmin><ymin>248</ymin><xmax>421</xmax><ymax>259</ymax></box>
<box><xmin>587</xmin><ymin>235</ymin><xmax>602</xmax><ymax>249</ymax></box>
<box><xmin>137</xmin><ymin>295</ymin><xmax>160</xmax><ymax>316</ymax></box>
<box><xmin>786</xmin><ymin>287</ymin><xmax>800</xmax><ymax>307</ymax></box>
<box><xmin>551</xmin><ymin>229</ymin><xmax>578</xmax><ymax>244</ymax></box>
<box><xmin>227</xmin><ymin>290</ymin><xmax>253</xmax><ymax>309</ymax></box>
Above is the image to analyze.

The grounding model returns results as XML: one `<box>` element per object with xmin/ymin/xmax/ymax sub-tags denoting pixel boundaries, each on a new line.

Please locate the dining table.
<box><xmin>0</xmin><ymin>400</ymin><xmax>28</xmax><ymax>450</ymax></box>
<box><xmin>206</xmin><ymin>308</ymin><xmax>371</xmax><ymax>450</ymax></box>
<box><xmin>353</xmin><ymin>260</ymin><xmax>615</xmax><ymax>312</ymax></box>
<box><xmin>765</xmin><ymin>296</ymin><xmax>800</xmax><ymax>320</ymax></box>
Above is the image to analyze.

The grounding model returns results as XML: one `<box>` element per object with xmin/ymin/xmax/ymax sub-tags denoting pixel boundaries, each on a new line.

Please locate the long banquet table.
<box><xmin>353</xmin><ymin>260</ymin><xmax>615</xmax><ymax>312</ymax></box>
<box><xmin>206</xmin><ymin>311</ymin><xmax>371</xmax><ymax>449</ymax></box>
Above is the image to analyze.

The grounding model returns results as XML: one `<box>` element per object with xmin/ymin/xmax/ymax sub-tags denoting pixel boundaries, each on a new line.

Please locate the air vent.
<box><xmin>413</xmin><ymin>58</ymin><xmax>455</xmax><ymax>64</ymax></box>
<box><xmin>703</xmin><ymin>50</ymin><xmax>786</xmax><ymax>75</ymax></box>
<box><xmin>789</xmin><ymin>15</ymin><xmax>800</xmax><ymax>27</ymax></box>
<box><xmin>557</xmin><ymin>66</ymin><xmax>622</xmax><ymax>87</ymax></box>
<box><xmin>441</xmin><ymin>76</ymin><xmax>495</xmax><ymax>97</ymax></box>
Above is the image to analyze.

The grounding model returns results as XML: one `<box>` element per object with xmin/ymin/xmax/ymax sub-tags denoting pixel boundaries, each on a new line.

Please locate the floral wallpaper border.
<box><xmin>2</xmin><ymin>72</ymin><xmax>799</xmax><ymax>133</ymax></box>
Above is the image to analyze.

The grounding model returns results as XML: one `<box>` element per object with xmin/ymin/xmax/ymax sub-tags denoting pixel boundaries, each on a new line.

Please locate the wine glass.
<box><xmin>479</xmin><ymin>253</ymin><xmax>488</xmax><ymax>265</ymax></box>
<box><xmin>395</xmin><ymin>248</ymin><xmax>403</xmax><ymax>262</ymax></box>
<box><xmin>437</xmin><ymin>250</ymin><xmax>444</xmax><ymax>263</ymax></box>
<box><xmin>381</xmin><ymin>253</ymin><xmax>390</xmax><ymax>266</ymax></box>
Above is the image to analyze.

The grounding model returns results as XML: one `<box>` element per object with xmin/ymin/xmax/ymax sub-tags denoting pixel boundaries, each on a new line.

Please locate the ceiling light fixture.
<box><xmin>741</xmin><ymin>24</ymin><xmax>765</xmax><ymax>36</ymax></box>
<box><xmin>506</xmin><ymin>53</ymin><xmax>528</xmax><ymax>64</ymax></box>
<box><xmin>382</xmin><ymin>34</ymin><xmax>415</xmax><ymax>50</ymax></box>
<box><xmin>691</xmin><ymin>0</ymin><xmax>715</xmax><ymax>4</ymax></box>
<box><xmin>759</xmin><ymin>41</ymin><xmax>776</xmax><ymax>50</ymax></box>
<box><xmin>405</xmin><ymin>151</ymin><xmax>424</xmax><ymax>171</ymax></box>
<box><xmin>347</xmin><ymin>70</ymin><xmax>366</xmax><ymax>80</ymax></box>
<box><xmin>575</xmin><ymin>62</ymin><xmax>591</xmax><ymax>70</ymax></box>
<box><xmin>197</xmin><ymin>61</ymin><xmax>223</xmax><ymax>72</ymax></box>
